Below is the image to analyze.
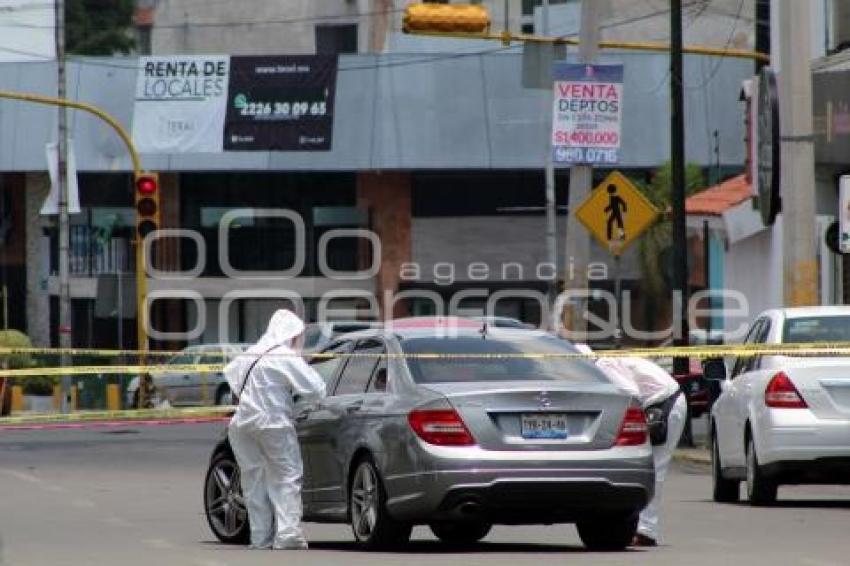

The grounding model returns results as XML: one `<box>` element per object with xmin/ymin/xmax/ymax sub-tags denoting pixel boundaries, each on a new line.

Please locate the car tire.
<box><xmin>429</xmin><ymin>521</ymin><xmax>492</xmax><ymax>546</ymax></box>
<box><xmin>204</xmin><ymin>451</ymin><xmax>250</xmax><ymax>545</ymax></box>
<box><xmin>215</xmin><ymin>386</ymin><xmax>232</xmax><ymax>406</ymax></box>
<box><xmin>349</xmin><ymin>457</ymin><xmax>412</xmax><ymax>550</ymax></box>
<box><xmin>746</xmin><ymin>435</ymin><xmax>777</xmax><ymax>506</ymax></box>
<box><xmin>712</xmin><ymin>429</ymin><xmax>739</xmax><ymax>503</ymax></box>
<box><xmin>576</xmin><ymin>512</ymin><xmax>638</xmax><ymax>551</ymax></box>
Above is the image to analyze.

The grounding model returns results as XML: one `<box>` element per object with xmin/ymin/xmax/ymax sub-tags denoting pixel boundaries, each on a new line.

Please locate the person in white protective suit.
<box><xmin>575</xmin><ymin>345</ymin><xmax>687</xmax><ymax>547</ymax></box>
<box><xmin>224</xmin><ymin>310</ymin><xmax>327</xmax><ymax>550</ymax></box>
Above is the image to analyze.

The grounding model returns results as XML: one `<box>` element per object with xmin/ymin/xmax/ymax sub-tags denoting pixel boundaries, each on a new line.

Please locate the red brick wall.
<box><xmin>356</xmin><ymin>172</ymin><xmax>411</xmax><ymax>318</ymax></box>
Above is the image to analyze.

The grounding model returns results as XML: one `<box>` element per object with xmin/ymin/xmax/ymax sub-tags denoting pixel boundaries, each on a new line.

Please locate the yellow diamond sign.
<box><xmin>575</xmin><ymin>171</ymin><xmax>660</xmax><ymax>255</ymax></box>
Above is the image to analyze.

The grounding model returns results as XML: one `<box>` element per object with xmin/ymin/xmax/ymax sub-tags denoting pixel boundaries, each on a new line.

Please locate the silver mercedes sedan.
<box><xmin>204</xmin><ymin>323</ymin><xmax>654</xmax><ymax>551</ymax></box>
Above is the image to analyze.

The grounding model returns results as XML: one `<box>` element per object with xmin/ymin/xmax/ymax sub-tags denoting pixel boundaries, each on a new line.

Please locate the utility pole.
<box><xmin>779</xmin><ymin>0</ymin><xmax>817</xmax><ymax>306</ymax></box>
<box><xmin>563</xmin><ymin>0</ymin><xmax>599</xmax><ymax>337</ymax></box>
<box><xmin>671</xmin><ymin>0</ymin><xmax>689</xmax><ymax>375</ymax></box>
<box><xmin>55</xmin><ymin>0</ymin><xmax>73</xmax><ymax>413</ymax></box>
<box><xmin>542</xmin><ymin>0</ymin><xmax>557</xmax><ymax>328</ymax></box>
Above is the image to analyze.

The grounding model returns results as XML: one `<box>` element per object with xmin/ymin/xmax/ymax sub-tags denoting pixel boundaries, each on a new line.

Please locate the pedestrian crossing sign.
<box><xmin>574</xmin><ymin>171</ymin><xmax>660</xmax><ymax>255</ymax></box>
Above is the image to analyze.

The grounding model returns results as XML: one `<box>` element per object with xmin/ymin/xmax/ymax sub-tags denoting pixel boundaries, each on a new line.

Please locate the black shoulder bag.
<box><xmin>644</xmin><ymin>389</ymin><xmax>683</xmax><ymax>446</ymax></box>
<box><xmin>234</xmin><ymin>343</ymin><xmax>286</xmax><ymax>403</ymax></box>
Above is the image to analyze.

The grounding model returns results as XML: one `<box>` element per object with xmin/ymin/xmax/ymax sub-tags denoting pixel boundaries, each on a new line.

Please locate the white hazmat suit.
<box><xmin>224</xmin><ymin>310</ymin><xmax>327</xmax><ymax>550</ymax></box>
<box><xmin>577</xmin><ymin>346</ymin><xmax>687</xmax><ymax>544</ymax></box>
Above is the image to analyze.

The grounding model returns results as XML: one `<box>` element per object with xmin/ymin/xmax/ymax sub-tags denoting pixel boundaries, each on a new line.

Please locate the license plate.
<box><xmin>521</xmin><ymin>413</ymin><xmax>568</xmax><ymax>440</ymax></box>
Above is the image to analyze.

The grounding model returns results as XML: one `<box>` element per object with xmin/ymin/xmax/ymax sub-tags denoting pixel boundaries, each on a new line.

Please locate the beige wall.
<box><xmin>149</xmin><ymin>0</ymin><xmax>757</xmax><ymax>56</ymax></box>
<box><xmin>151</xmin><ymin>0</ymin><xmax>380</xmax><ymax>55</ymax></box>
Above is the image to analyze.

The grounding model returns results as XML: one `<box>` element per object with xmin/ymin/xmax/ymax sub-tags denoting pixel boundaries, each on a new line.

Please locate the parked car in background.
<box><xmin>302</xmin><ymin>320</ymin><xmax>382</xmax><ymax>355</ymax></box>
<box><xmin>127</xmin><ymin>343</ymin><xmax>248</xmax><ymax>408</ymax></box>
<box><xmin>204</xmin><ymin>324</ymin><xmax>653</xmax><ymax>550</ymax></box>
<box><xmin>708</xmin><ymin>307</ymin><xmax>850</xmax><ymax>506</ymax></box>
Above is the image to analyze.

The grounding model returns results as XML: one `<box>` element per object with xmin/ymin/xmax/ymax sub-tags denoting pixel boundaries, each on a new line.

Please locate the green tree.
<box><xmin>634</xmin><ymin>162</ymin><xmax>706</xmax><ymax>332</ymax></box>
<box><xmin>67</xmin><ymin>0</ymin><xmax>136</xmax><ymax>56</ymax></box>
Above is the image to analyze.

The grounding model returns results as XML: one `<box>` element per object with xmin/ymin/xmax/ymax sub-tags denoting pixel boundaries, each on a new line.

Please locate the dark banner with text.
<box><xmin>224</xmin><ymin>55</ymin><xmax>338</xmax><ymax>151</ymax></box>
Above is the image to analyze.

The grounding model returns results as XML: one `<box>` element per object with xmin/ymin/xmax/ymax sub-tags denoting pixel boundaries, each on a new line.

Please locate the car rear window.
<box><xmin>400</xmin><ymin>336</ymin><xmax>606</xmax><ymax>384</ymax></box>
<box><xmin>783</xmin><ymin>316</ymin><xmax>850</xmax><ymax>343</ymax></box>
<box><xmin>332</xmin><ymin>323</ymin><xmax>375</xmax><ymax>335</ymax></box>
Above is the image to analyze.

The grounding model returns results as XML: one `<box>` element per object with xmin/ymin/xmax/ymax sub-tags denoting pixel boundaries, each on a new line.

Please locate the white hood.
<box><xmin>224</xmin><ymin>309</ymin><xmax>304</xmax><ymax>394</ymax></box>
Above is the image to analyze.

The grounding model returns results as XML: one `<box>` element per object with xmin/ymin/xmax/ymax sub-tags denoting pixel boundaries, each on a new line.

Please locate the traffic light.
<box><xmin>403</xmin><ymin>3</ymin><xmax>490</xmax><ymax>34</ymax></box>
<box><xmin>134</xmin><ymin>172</ymin><xmax>160</xmax><ymax>240</ymax></box>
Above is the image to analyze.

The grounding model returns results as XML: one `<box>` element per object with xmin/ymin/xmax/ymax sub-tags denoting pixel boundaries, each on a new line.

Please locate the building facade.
<box><xmin>0</xmin><ymin>47</ymin><xmax>750</xmax><ymax>348</ymax></box>
<box><xmin>0</xmin><ymin>0</ymin><xmax>775</xmax><ymax>349</ymax></box>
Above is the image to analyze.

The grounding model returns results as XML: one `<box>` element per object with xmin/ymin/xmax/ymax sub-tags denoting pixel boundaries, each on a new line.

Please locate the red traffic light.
<box><xmin>136</xmin><ymin>175</ymin><xmax>158</xmax><ymax>195</ymax></box>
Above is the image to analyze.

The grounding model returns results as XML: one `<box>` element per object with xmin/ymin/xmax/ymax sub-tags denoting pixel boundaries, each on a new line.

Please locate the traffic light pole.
<box><xmin>671</xmin><ymin>0</ymin><xmax>689</xmax><ymax>375</ymax></box>
<box><xmin>563</xmin><ymin>0</ymin><xmax>599</xmax><ymax>337</ymax></box>
<box><xmin>779</xmin><ymin>0</ymin><xmax>817</xmax><ymax>307</ymax></box>
<box><xmin>541</xmin><ymin>0</ymin><xmax>558</xmax><ymax>328</ymax></box>
<box><xmin>55</xmin><ymin>0</ymin><xmax>72</xmax><ymax>413</ymax></box>
<box><xmin>136</xmin><ymin>221</ymin><xmax>149</xmax><ymax>407</ymax></box>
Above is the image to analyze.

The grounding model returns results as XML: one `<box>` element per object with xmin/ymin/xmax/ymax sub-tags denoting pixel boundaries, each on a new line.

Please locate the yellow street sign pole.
<box><xmin>0</xmin><ymin>90</ymin><xmax>142</xmax><ymax>176</ymax></box>
<box><xmin>0</xmin><ymin>90</ymin><xmax>150</xmax><ymax>406</ymax></box>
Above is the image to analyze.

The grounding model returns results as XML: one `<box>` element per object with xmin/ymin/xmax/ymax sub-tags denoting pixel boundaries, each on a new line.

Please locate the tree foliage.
<box><xmin>67</xmin><ymin>0</ymin><xmax>136</xmax><ymax>56</ymax></box>
<box><xmin>634</xmin><ymin>162</ymin><xmax>706</xmax><ymax>313</ymax></box>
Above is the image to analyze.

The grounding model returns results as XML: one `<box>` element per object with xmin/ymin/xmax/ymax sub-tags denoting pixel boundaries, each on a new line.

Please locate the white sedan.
<box><xmin>126</xmin><ymin>343</ymin><xmax>247</xmax><ymax>408</ymax></box>
<box><xmin>707</xmin><ymin>307</ymin><xmax>850</xmax><ymax>505</ymax></box>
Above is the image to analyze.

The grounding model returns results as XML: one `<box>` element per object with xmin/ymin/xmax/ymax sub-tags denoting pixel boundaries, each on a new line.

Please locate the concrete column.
<box><xmin>356</xmin><ymin>172</ymin><xmax>411</xmax><ymax>318</ymax></box>
<box><xmin>151</xmin><ymin>173</ymin><xmax>185</xmax><ymax>348</ymax></box>
<box><xmin>24</xmin><ymin>173</ymin><xmax>51</xmax><ymax>346</ymax></box>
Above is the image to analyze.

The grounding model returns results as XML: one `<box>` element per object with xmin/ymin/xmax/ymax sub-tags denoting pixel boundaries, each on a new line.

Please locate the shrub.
<box><xmin>0</xmin><ymin>331</ymin><xmax>56</xmax><ymax>396</ymax></box>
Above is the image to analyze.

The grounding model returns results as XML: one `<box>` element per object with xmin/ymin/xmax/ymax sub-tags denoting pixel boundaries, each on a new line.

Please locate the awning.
<box><xmin>685</xmin><ymin>174</ymin><xmax>765</xmax><ymax>244</ymax></box>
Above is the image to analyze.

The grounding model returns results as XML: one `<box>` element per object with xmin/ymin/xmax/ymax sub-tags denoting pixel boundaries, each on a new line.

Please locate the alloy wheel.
<box><xmin>206</xmin><ymin>458</ymin><xmax>247</xmax><ymax>538</ymax></box>
<box><xmin>351</xmin><ymin>462</ymin><xmax>379</xmax><ymax>541</ymax></box>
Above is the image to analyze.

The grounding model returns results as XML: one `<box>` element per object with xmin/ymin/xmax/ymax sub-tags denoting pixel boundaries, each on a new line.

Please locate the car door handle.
<box><xmin>294</xmin><ymin>411</ymin><xmax>311</xmax><ymax>423</ymax></box>
<box><xmin>346</xmin><ymin>400</ymin><xmax>364</xmax><ymax>414</ymax></box>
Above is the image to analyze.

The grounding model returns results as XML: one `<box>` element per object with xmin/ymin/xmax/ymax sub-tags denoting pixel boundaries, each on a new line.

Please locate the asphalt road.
<box><xmin>1</xmin><ymin>423</ymin><xmax>849</xmax><ymax>566</ymax></box>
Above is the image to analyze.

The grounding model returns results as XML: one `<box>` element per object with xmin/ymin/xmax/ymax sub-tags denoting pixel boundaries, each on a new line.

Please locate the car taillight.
<box><xmin>765</xmin><ymin>372</ymin><xmax>807</xmax><ymax>409</ymax></box>
<box><xmin>615</xmin><ymin>405</ymin><xmax>648</xmax><ymax>446</ymax></box>
<box><xmin>408</xmin><ymin>409</ymin><xmax>475</xmax><ymax>446</ymax></box>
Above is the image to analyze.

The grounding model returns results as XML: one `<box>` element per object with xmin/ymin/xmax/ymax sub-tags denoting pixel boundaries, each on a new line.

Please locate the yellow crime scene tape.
<box><xmin>3</xmin><ymin>341</ymin><xmax>850</xmax><ymax>359</ymax></box>
<box><xmin>3</xmin><ymin>342</ymin><xmax>850</xmax><ymax>429</ymax></box>
<box><xmin>2</xmin><ymin>342</ymin><xmax>850</xmax><ymax>380</ymax></box>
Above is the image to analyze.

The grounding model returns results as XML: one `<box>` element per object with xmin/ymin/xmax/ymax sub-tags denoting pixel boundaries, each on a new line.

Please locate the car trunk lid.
<box><xmin>774</xmin><ymin>359</ymin><xmax>850</xmax><ymax>419</ymax></box>
<box><xmin>420</xmin><ymin>381</ymin><xmax>631</xmax><ymax>451</ymax></box>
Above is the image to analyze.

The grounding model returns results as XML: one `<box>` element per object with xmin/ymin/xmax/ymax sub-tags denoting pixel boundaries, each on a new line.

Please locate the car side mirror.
<box><xmin>702</xmin><ymin>357</ymin><xmax>727</xmax><ymax>381</ymax></box>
